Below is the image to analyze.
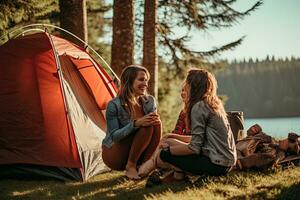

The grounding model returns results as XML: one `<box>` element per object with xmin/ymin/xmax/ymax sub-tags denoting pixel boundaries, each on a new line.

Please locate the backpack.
<box><xmin>227</xmin><ymin>111</ymin><xmax>245</xmax><ymax>142</ymax></box>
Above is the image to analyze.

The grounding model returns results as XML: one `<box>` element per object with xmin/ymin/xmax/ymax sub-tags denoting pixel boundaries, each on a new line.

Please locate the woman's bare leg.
<box><xmin>102</xmin><ymin>126</ymin><xmax>157</xmax><ymax>179</ymax></box>
<box><xmin>140</xmin><ymin>123</ymin><xmax>162</xmax><ymax>162</ymax></box>
<box><xmin>126</xmin><ymin>126</ymin><xmax>154</xmax><ymax>179</ymax></box>
<box><xmin>163</xmin><ymin>137</ymin><xmax>189</xmax><ymax>146</ymax></box>
<box><xmin>138</xmin><ymin>137</ymin><xmax>186</xmax><ymax>177</ymax></box>
<box><xmin>163</xmin><ymin>133</ymin><xmax>192</xmax><ymax>143</ymax></box>
<box><xmin>102</xmin><ymin>134</ymin><xmax>134</xmax><ymax>171</ymax></box>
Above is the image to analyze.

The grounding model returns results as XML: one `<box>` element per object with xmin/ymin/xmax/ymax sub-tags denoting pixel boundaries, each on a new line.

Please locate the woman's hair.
<box><xmin>185</xmin><ymin>68</ymin><xmax>227</xmax><ymax>128</ymax></box>
<box><xmin>118</xmin><ymin>65</ymin><xmax>150</xmax><ymax>116</ymax></box>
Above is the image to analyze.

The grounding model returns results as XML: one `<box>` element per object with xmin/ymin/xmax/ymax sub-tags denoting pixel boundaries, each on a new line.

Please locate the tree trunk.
<box><xmin>111</xmin><ymin>0</ymin><xmax>134</xmax><ymax>77</ymax></box>
<box><xmin>59</xmin><ymin>0</ymin><xmax>88</xmax><ymax>48</ymax></box>
<box><xmin>143</xmin><ymin>0</ymin><xmax>158</xmax><ymax>98</ymax></box>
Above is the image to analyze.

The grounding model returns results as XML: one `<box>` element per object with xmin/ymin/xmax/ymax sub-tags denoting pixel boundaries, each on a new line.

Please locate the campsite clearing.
<box><xmin>1</xmin><ymin>167</ymin><xmax>300</xmax><ymax>200</ymax></box>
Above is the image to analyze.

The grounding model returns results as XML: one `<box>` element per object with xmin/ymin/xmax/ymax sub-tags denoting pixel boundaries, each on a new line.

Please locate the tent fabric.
<box><xmin>0</xmin><ymin>33</ymin><xmax>80</xmax><ymax>168</ymax></box>
<box><xmin>51</xmin><ymin>34</ymin><xmax>117</xmax><ymax>100</ymax></box>
<box><xmin>69</xmin><ymin>57</ymin><xmax>114</xmax><ymax>110</ymax></box>
<box><xmin>0</xmin><ymin>164</ymin><xmax>81</xmax><ymax>181</ymax></box>
<box><xmin>0</xmin><ymin>32</ymin><xmax>117</xmax><ymax>180</ymax></box>
<box><xmin>60</xmin><ymin>55</ymin><xmax>108</xmax><ymax>179</ymax></box>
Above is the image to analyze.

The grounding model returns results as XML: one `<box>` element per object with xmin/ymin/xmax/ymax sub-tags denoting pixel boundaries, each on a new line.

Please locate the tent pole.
<box><xmin>46</xmin><ymin>29</ymin><xmax>70</xmax><ymax>115</ymax></box>
<box><xmin>45</xmin><ymin>29</ymin><xmax>84</xmax><ymax>180</ymax></box>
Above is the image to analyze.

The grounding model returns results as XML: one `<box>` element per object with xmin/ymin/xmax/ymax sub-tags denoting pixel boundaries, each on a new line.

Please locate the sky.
<box><xmin>184</xmin><ymin>0</ymin><xmax>300</xmax><ymax>61</ymax></box>
<box><xmin>104</xmin><ymin>0</ymin><xmax>300</xmax><ymax>62</ymax></box>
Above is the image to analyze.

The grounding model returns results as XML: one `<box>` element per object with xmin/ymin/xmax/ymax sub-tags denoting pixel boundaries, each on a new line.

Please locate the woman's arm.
<box><xmin>164</xmin><ymin>133</ymin><xmax>191</xmax><ymax>143</ymax></box>
<box><xmin>106</xmin><ymin>101</ymin><xmax>138</xmax><ymax>142</ymax></box>
<box><xmin>160</xmin><ymin>137</ymin><xmax>195</xmax><ymax>155</ymax></box>
<box><xmin>187</xmin><ymin>102</ymin><xmax>208</xmax><ymax>154</ymax></box>
<box><xmin>169</xmin><ymin>143</ymin><xmax>196</xmax><ymax>156</ymax></box>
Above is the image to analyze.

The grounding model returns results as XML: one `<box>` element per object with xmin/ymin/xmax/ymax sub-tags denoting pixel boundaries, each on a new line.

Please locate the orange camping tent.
<box><xmin>0</xmin><ymin>28</ymin><xmax>117</xmax><ymax>181</ymax></box>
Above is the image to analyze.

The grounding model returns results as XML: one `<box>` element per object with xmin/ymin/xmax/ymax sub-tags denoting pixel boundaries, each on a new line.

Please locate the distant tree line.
<box><xmin>216</xmin><ymin>56</ymin><xmax>300</xmax><ymax>118</ymax></box>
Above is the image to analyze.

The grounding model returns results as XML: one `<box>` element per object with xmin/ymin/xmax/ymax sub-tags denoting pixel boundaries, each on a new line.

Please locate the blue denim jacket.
<box><xmin>102</xmin><ymin>95</ymin><xmax>157</xmax><ymax>148</ymax></box>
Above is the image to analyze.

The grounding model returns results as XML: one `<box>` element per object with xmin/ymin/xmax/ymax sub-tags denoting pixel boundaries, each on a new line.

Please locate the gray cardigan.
<box><xmin>188</xmin><ymin>101</ymin><xmax>237</xmax><ymax>167</ymax></box>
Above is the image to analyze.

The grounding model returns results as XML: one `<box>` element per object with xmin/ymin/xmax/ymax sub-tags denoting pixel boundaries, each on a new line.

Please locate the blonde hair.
<box><xmin>118</xmin><ymin>65</ymin><xmax>150</xmax><ymax>116</ymax></box>
<box><xmin>185</xmin><ymin>68</ymin><xmax>227</xmax><ymax>127</ymax></box>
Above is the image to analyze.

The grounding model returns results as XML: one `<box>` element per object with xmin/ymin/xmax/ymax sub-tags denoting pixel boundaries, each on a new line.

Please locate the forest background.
<box><xmin>1</xmin><ymin>1</ymin><xmax>300</xmax><ymax>199</ymax></box>
<box><xmin>1</xmin><ymin>0</ymin><xmax>299</xmax><ymax>133</ymax></box>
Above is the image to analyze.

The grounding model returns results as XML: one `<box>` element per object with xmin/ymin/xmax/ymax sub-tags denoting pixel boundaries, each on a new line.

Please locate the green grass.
<box><xmin>1</xmin><ymin>167</ymin><xmax>300</xmax><ymax>200</ymax></box>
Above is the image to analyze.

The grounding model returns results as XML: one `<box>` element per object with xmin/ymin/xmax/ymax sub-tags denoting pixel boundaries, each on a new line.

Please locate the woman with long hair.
<box><xmin>171</xmin><ymin>83</ymin><xmax>191</xmax><ymax>136</ymax></box>
<box><xmin>102</xmin><ymin>65</ymin><xmax>161</xmax><ymax>179</ymax></box>
<box><xmin>139</xmin><ymin>68</ymin><xmax>236</xmax><ymax>178</ymax></box>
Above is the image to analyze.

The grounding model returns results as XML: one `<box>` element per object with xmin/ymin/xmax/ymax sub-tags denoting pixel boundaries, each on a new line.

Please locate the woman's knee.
<box><xmin>102</xmin><ymin>144</ymin><xmax>129</xmax><ymax>170</ymax></box>
<box><xmin>153</xmin><ymin>123</ymin><xmax>162</xmax><ymax>138</ymax></box>
<box><xmin>138</xmin><ymin>126</ymin><xmax>154</xmax><ymax>136</ymax></box>
<box><xmin>154</xmin><ymin>122</ymin><xmax>162</xmax><ymax>131</ymax></box>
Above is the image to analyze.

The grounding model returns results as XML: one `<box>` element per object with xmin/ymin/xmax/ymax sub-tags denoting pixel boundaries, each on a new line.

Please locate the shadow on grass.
<box><xmin>0</xmin><ymin>172</ymin><xmax>193</xmax><ymax>200</ymax></box>
<box><xmin>277</xmin><ymin>182</ymin><xmax>300</xmax><ymax>200</ymax></box>
<box><xmin>228</xmin><ymin>183</ymin><xmax>282</xmax><ymax>200</ymax></box>
<box><xmin>228</xmin><ymin>182</ymin><xmax>300</xmax><ymax>200</ymax></box>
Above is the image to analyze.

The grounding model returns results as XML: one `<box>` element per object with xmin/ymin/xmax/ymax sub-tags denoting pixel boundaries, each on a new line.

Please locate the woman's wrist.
<box><xmin>164</xmin><ymin>145</ymin><xmax>171</xmax><ymax>155</ymax></box>
<box><xmin>133</xmin><ymin>119</ymin><xmax>139</xmax><ymax>127</ymax></box>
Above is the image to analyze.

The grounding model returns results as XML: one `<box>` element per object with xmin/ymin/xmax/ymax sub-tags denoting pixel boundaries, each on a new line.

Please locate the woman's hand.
<box><xmin>159</xmin><ymin>140</ymin><xmax>169</xmax><ymax>149</ymax></box>
<box><xmin>135</xmin><ymin>112</ymin><xmax>161</xmax><ymax>127</ymax></box>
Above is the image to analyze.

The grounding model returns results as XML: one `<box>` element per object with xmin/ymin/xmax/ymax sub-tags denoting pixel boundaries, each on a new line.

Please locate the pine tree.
<box><xmin>0</xmin><ymin>0</ymin><xmax>59</xmax><ymax>37</ymax></box>
<box><xmin>86</xmin><ymin>0</ymin><xmax>111</xmax><ymax>61</ymax></box>
<box><xmin>111</xmin><ymin>0</ymin><xmax>134</xmax><ymax>77</ymax></box>
<box><xmin>0</xmin><ymin>0</ymin><xmax>112</xmax><ymax>62</ymax></box>
<box><xmin>59</xmin><ymin>0</ymin><xmax>88</xmax><ymax>47</ymax></box>
<box><xmin>157</xmin><ymin>0</ymin><xmax>263</xmax><ymax>72</ymax></box>
<box><xmin>143</xmin><ymin>0</ymin><xmax>158</xmax><ymax>97</ymax></box>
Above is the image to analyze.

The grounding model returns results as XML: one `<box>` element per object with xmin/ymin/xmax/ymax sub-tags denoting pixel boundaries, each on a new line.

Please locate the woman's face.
<box><xmin>181</xmin><ymin>82</ymin><xmax>189</xmax><ymax>103</ymax></box>
<box><xmin>132</xmin><ymin>71</ymin><xmax>148</xmax><ymax>96</ymax></box>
